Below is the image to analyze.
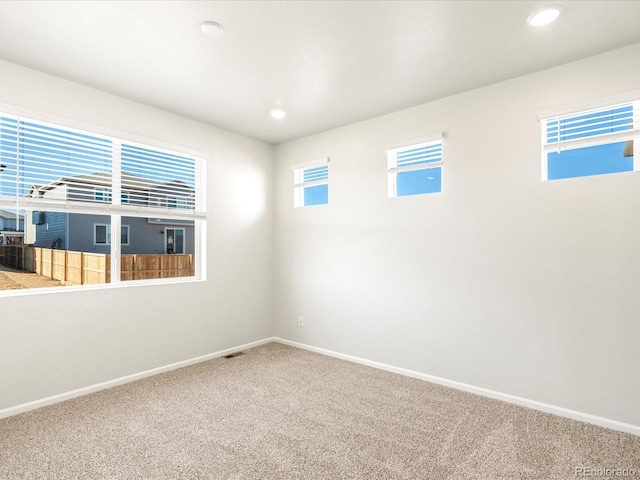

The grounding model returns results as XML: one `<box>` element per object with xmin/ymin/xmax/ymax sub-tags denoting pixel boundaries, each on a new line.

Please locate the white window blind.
<box><xmin>542</xmin><ymin>102</ymin><xmax>639</xmax><ymax>153</ymax></box>
<box><xmin>0</xmin><ymin>116</ymin><xmax>112</xmax><ymax>207</ymax></box>
<box><xmin>388</xmin><ymin>140</ymin><xmax>443</xmax><ymax>173</ymax></box>
<box><xmin>293</xmin><ymin>159</ymin><xmax>329</xmax><ymax>189</ymax></box>
<box><xmin>0</xmin><ymin>114</ymin><xmax>206</xmax><ymax>220</ymax></box>
<box><xmin>120</xmin><ymin>143</ymin><xmax>206</xmax><ymax>217</ymax></box>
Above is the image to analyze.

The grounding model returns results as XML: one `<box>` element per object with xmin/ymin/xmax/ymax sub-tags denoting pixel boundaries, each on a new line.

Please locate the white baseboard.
<box><xmin>274</xmin><ymin>337</ymin><xmax>640</xmax><ymax>437</ymax></box>
<box><xmin>0</xmin><ymin>337</ymin><xmax>275</xmax><ymax>420</ymax></box>
<box><xmin>4</xmin><ymin>336</ymin><xmax>638</xmax><ymax>437</ymax></box>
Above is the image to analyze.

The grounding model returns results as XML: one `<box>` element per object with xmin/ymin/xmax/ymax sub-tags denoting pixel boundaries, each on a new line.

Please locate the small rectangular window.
<box><xmin>95</xmin><ymin>224</ymin><xmax>108</xmax><ymax>245</ymax></box>
<box><xmin>541</xmin><ymin>101</ymin><xmax>639</xmax><ymax>180</ymax></box>
<box><xmin>94</xmin><ymin>188</ymin><xmax>112</xmax><ymax>203</ymax></box>
<box><xmin>94</xmin><ymin>224</ymin><xmax>129</xmax><ymax>245</ymax></box>
<box><xmin>387</xmin><ymin>138</ymin><xmax>443</xmax><ymax>197</ymax></box>
<box><xmin>293</xmin><ymin>158</ymin><xmax>329</xmax><ymax>207</ymax></box>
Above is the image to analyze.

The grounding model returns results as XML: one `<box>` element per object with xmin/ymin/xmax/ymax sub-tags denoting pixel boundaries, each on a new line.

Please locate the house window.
<box><xmin>293</xmin><ymin>158</ymin><xmax>329</xmax><ymax>207</ymax></box>
<box><xmin>168</xmin><ymin>197</ymin><xmax>188</xmax><ymax>209</ymax></box>
<box><xmin>94</xmin><ymin>224</ymin><xmax>129</xmax><ymax>245</ymax></box>
<box><xmin>387</xmin><ymin>137</ymin><xmax>443</xmax><ymax>197</ymax></box>
<box><xmin>94</xmin><ymin>188</ymin><xmax>112</xmax><ymax>203</ymax></box>
<box><xmin>165</xmin><ymin>228</ymin><xmax>185</xmax><ymax>254</ymax></box>
<box><xmin>541</xmin><ymin>101</ymin><xmax>639</xmax><ymax>180</ymax></box>
<box><xmin>0</xmin><ymin>111</ymin><xmax>206</xmax><ymax>293</ymax></box>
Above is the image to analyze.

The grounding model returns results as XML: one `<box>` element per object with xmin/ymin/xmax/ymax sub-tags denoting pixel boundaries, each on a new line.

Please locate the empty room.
<box><xmin>1</xmin><ymin>1</ymin><xmax>639</xmax><ymax>478</ymax></box>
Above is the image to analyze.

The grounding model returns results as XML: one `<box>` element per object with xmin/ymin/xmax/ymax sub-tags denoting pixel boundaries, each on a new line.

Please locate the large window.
<box><xmin>0</xmin><ymin>112</ymin><xmax>206</xmax><ymax>292</ymax></box>
<box><xmin>387</xmin><ymin>137</ymin><xmax>443</xmax><ymax>197</ymax></box>
<box><xmin>293</xmin><ymin>158</ymin><xmax>329</xmax><ymax>207</ymax></box>
<box><xmin>541</xmin><ymin>101</ymin><xmax>639</xmax><ymax>180</ymax></box>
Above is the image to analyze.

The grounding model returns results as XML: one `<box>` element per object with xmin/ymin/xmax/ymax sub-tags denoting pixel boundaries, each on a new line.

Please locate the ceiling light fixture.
<box><xmin>269</xmin><ymin>109</ymin><xmax>287</xmax><ymax>120</ymax></box>
<box><xmin>201</xmin><ymin>21</ymin><xmax>224</xmax><ymax>37</ymax></box>
<box><xmin>527</xmin><ymin>5</ymin><xmax>562</xmax><ymax>26</ymax></box>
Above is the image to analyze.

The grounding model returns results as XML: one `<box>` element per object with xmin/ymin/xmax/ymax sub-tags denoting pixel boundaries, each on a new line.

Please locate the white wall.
<box><xmin>0</xmin><ymin>59</ymin><xmax>274</xmax><ymax>410</ymax></box>
<box><xmin>274</xmin><ymin>43</ymin><xmax>640</xmax><ymax>427</ymax></box>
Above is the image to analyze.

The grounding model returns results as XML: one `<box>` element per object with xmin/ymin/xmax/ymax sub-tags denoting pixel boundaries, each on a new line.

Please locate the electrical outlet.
<box><xmin>298</xmin><ymin>315</ymin><xmax>304</xmax><ymax>327</ymax></box>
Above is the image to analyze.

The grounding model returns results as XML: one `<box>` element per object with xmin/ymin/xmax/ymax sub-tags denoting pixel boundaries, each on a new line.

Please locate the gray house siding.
<box><xmin>66</xmin><ymin>214</ymin><xmax>194</xmax><ymax>254</ymax></box>
<box><xmin>67</xmin><ymin>214</ymin><xmax>110</xmax><ymax>253</ymax></box>
<box><xmin>31</xmin><ymin>212</ymin><xmax>194</xmax><ymax>255</ymax></box>
<box><xmin>29</xmin><ymin>174</ymin><xmax>196</xmax><ymax>254</ymax></box>
<box><xmin>121</xmin><ymin>217</ymin><xmax>195</xmax><ymax>255</ymax></box>
<box><xmin>32</xmin><ymin>211</ymin><xmax>68</xmax><ymax>249</ymax></box>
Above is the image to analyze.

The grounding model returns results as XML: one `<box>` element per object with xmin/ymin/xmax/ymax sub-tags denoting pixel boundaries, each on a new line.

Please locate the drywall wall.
<box><xmin>274</xmin><ymin>43</ymin><xmax>640</xmax><ymax>427</ymax></box>
<box><xmin>0</xmin><ymin>59</ymin><xmax>274</xmax><ymax>410</ymax></box>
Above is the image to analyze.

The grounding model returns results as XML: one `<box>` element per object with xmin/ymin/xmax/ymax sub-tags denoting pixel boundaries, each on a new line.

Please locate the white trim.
<box><xmin>0</xmin><ymin>337</ymin><xmax>275</xmax><ymax>420</ymax></box>
<box><xmin>542</xmin><ymin>129</ymin><xmax>640</xmax><ymax>154</ymax></box>
<box><xmin>291</xmin><ymin>156</ymin><xmax>329</xmax><ymax>172</ymax></box>
<box><xmin>0</xmin><ymin>101</ymin><xmax>208</xmax><ymax>160</ymax></box>
<box><xmin>538</xmin><ymin>89</ymin><xmax>640</xmax><ymax>121</ymax></box>
<box><xmin>385</xmin><ymin>132</ymin><xmax>443</xmax><ymax>152</ymax></box>
<box><xmin>389</xmin><ymin>162</ymin><xmax>443</xmax><ymax>174</ymax></box>
<box><xmin>293</xmin><ymin>178</ymin><xmax>328</xmax><ymax>189</ymax></box>
<box><xmin>0</xmin><ymin>275</ymin><xmax>205</xmax><ymax>298</ymax></box>
<box><xmin>0</xmin><ymin>197</ymin><xmax>207</xmax><ymax>221</ymax></box>
<box><xmin>3</xmin><ymin>336</ymin><xmax>638</xmax><ymax>437</ymax></box>
<box><xmin>274</xmin><ymin>338</ymin><xmax>640</xmax><ymax>437</ymax></box>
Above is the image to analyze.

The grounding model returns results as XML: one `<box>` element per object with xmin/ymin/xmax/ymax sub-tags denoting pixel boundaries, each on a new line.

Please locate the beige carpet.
<box><xmin>1</xmin><ymin>342</ymin><xmax>638</xmax><ymax>479</ymax></box>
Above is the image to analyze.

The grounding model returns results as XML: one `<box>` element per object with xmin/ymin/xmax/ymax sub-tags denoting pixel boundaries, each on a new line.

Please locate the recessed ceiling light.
<box><xmin>527</xmin><ymin>5</ymin><xmax>562</xmax><ymax>26</ymax></box>
<box><xmin>201</xmin><ymin>21</ymin><xmax>224</xmax><ymax>37</ymax></box>
<box><xmin>269</xmin><ymin>109</ymin><xmax>287</xmax><ymax>120</ymax></box>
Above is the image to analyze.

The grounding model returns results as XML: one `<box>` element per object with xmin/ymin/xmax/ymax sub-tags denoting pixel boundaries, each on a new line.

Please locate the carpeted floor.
<box><xmin>1</xmin><ymin>342</ymin><xmax>638</xmax><ymax>479</ymax></box>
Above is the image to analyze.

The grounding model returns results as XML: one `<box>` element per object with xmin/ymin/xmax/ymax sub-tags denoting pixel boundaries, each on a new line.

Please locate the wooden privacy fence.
<box><xmin>120</xmin><ymin>253</ymin><xmax>194</xmax><ymax>281</ymax></box>
<box><xmin>36</xmin><ymin>249</ymin><xmax>110</xmax><ymax>285</ymax></box>
<box><xmin>0</xmin><ymin>245</ymin><xmax>36</xmax><ymax>272</ymax></box>
<box><xmin>0</xmin><ymin>246</ymin><xmax>194</xmax><ymax>285</ymax></box>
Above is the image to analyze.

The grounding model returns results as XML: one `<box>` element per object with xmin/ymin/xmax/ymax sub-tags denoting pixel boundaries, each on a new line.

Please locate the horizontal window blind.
<box><xmin>121</xmin><ymin>143</ymin><xmax>204</xmax><ymax>215</ymax></box>
<box><xmin>0</xmin><ymin>113</ymin><xmax>205</xmax><ymax>219</ymax></box>
<box><xmin>543</xmin><ymin>102</ymin><xmax>639</xmax><ymax>153</ymax></box>
<box><xmin>388</xmin><ymin>139</ymin><xmax>443</xmax><ymax>173</ymax></box>
<box><xmin>302</xmin><ymin>165</ymin><xmax>328</xmax><ymax>184</ymax></box>
<box><xmin>0</xmin><ymin>116</ymin><xmax>112</xmax><ymax>204</ymax></box>
<box><xmin>293</xmin><ymin>158</ymin><xmax>329</xmax><ymax>188</ymax></box>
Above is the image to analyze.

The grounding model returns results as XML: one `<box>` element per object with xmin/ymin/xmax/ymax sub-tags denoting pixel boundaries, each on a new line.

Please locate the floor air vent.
<box><xmin>223</xmin><ymin>351</ymin><xmax>244</xmax><ymax>359</ymax></box>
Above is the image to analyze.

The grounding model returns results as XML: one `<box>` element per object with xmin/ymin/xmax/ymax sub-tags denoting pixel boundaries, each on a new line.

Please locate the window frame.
<box><xmin>0</xmin><ymin>105</ymin><xmax>207</xmax><ymax>295</ymax></box>
<box><xmin>540</xmin><ymin>100</ymin><xmax>639</xmax><ymax>181</ymax></box>
<box><xmin>292</xmin><ymin>157</ymin><xmax>329</xmax><ymax>208</ymax></box>
<box><xmin>386</xmin><ymin>135</ymin><xmax>443</xmax><ymax>198</ymax></box>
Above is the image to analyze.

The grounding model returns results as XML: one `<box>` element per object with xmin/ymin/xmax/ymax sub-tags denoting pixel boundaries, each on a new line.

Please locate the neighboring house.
<box><xmin>24</xmin><ymin>172</ymin><xmax>195</xmax><ymax>254</ymax></box>
<box><xmin>0</xmin><ymin>209</ymin><xmax>24</xmax><ymax>232</ymax></box>
<box><xmin>0</xmin><ymin>209</ymin><xmax>25</xmax><ymax>246</ymax></box>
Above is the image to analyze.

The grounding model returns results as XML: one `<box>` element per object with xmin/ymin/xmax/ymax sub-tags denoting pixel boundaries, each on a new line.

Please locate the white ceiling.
<box><xmin>0</xmin><ymin>1</ymin><xmax>639</xmax><ymax>145</ymax></box>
